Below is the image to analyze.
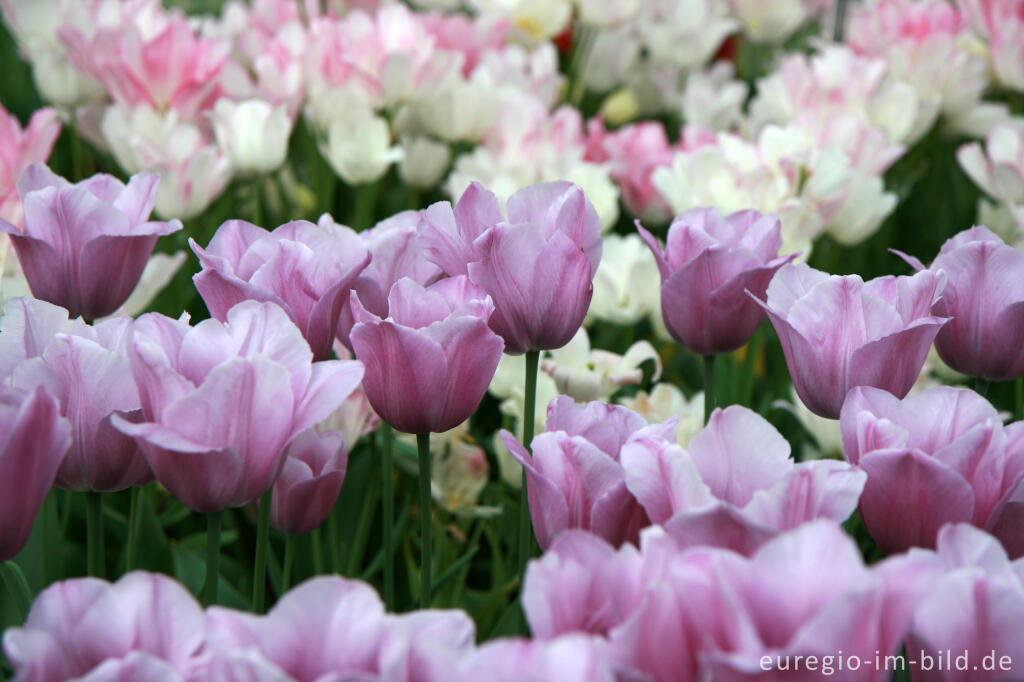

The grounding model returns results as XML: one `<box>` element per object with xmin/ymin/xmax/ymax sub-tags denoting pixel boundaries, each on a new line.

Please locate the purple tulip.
<box><xmin>335</xmin><ymin>210</ymin><xmax>443</xmax><ymax>350</ymax></box>
<box><xmin>349</xmin><ymin>275</ymin><xmax>503</xmax><ymax>435</ymax></box>
<box><xmin>898</xmin><ymin>226</ymin><xmax>1024</xmax><ymax>381</ymax></box>
<box><xmin>422</xmin><ymin>181</ymin><xmax>602</xmax><ymax>354</ymax></box>
<box><xmin>458</xmin><ymin>635</ymin><xmax>616</xmax><ymax>682</ymax></box>
<box><xmin>0</xmin><ymin>383</ymin><xmax>70</xmax><ymax>561</ymax></box>
<box><xmin>112</xmin><ymin>301</ymin><xmax>364</xmax><ymax>512</ymax></box>
<box><xmin>753</xmin><ymin>263</ymin><xmax>949</xmax><ymax>418</ymax></box>
<box><xmin>637</xmin><ymin>207</ymin><xmax>795</xmax><ymax>355</ymax></box>
<box><xmin>2</xmin><ymin>572</ymin><xmax>206</xmax><ymax>681</ymax></box>
<box><xmin>0</xmin><ymin>164</ymin><xmax>181</xmax><ymax>320</ymax></box>
<box><xmin>0</xmin><ymin>297</ymin><xmax>151</xmax><ymax>492</ymax></box>
<box><xmin>269</xmin><ymin>429</ymin><xmax>347</xmax><ymax>536</ymax></box>
<box><xmin>905</xmin><ymin>524</ymin><xmax>1024</xmax><ymax>681</ymax></box>
<box><xmin>841</xmin><ymin>386</ymin><xmax>1024</xmax><ymax>556</ymax></box>
<box><xmin>501</xmin><ymin>397</ymin><xmax>673</xmax><ymax>549</ymax></box>
<box><xmin>191</xmin><ymin>218</ymin><xmax>371</xmax><ymax>361</ymax></box>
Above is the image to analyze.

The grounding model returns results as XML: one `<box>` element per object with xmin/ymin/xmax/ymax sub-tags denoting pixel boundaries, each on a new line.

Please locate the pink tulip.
<box><xmin>0</xmin><ymin>103</ymin><xmax>60</xmax><ymax>227</ymax></box>
<box><xmin>501</xmin><ymin>397</ymin><xmax>673</xmax><ymax>549</ymax></box>
<box><xmin>0</xmin><ymin>297</ymin><xmax>151</xmax><ymax>492</ymax></box>
<box><xmin>349</xmin><ymin>275</ymin><xmax>503</xmax><ymax>435</ymax></box>
<box><xmin>905</xmin><ymin>524</ymin><xmax>1024</xmax><ymax>681</ymax></box>
<box><xmin>0</xmin><ymin>384</ymin><xmax>70</xmax><ymax>560</ymax></box>
<box><xmin>192</xmin><ymin>218</ymin><xmax>371</xmax><ymax>360</ymax></box>
<box><xmin>112</xmin><ymin>301</ymin><xmax>363</xmax><ymax>512</ymax></box>
<box><xmin>421</xmin><ymin>181</ymin><xmax>602</xmax><ymax>354</ymax></box>
<box><xmin>841</xmin><ymin>385</ymin><xmax>1024</xmax><ymax>556</ymax></box>
<box><xmin>269</xmin><ymin>429</ymin><xmax>347</xmax><ymax>536</ymax></box>
<box><xmin>0</xmin><ymin>165</ymin><xmax>182</xmax><ymax>320</ymax></box>
<box><xmin>584</xmin><ymin>119</ymin><xmax>677</xmax><ymax>222</ymax></box>
<box><xmin>622</xmin><ymin>405</ymin><xmax>865</xmax><ymax>555</ymax></box>
<box><xmin>753</xmin><ymin>263</ymin><xmax>949</xmax><ymax>418</ymax></box>
<box><xmin>638</xmin><ymin>207</ymin><xmax>795</xmax><ymax>356</ymax></box>
<box><xmin>2</xmin><ymin>571</ymin><xmax>206</xmax><ymax>681</ymax></box>
<box><xmin>898</xmin><ymin>226</ymin><xmax>1024</xmax><ymax>381</ymax></box>
<box><xmin>458</xmin><ymin>635</ymin><xmax>616</xmax><ymax>682</ymax></box>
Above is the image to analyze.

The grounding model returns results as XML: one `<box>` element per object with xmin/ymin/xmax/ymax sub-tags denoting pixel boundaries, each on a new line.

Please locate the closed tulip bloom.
<box><xmin>192</xmin><ymin>218</ymin><xmax>371</xmax><ymax>360</ymax></box>
<box><xmin>2</xmin><ymin>571</ymin><xmax>207</xmax><ymax>681</ymax></box>
<box><xmin>349</xmin><ymin>275</ymin><xmax>503</xmax><ymax>435</ymax></box>
<box><xmin>0</xmin><ymin>297</ymin><xmax>151</xmax><ymax>492</ymax></box>
<box><xmin>421</xmin><ymin>181</ymin><xmax>602</xmax><ymax>354</ymax></box>
<box><xmin>905</xmin><ymin>524</ymin><xmax>1024</xmax><ymax>681</ymax></box>
<box><xmin>841</xmin><ymin>386</ymin><xmax>1024</xmax><ymax>556</ymax></box>
<box><xmin>270</xmin><ymin>429</ymin><xmax>347</xmax><ymax>536</ymax></box>
<box><xmin>501</xmin><ymin>397</ymin><xmax>674</xmax><ymax>549</ymax></box>
<box><xmin>0</xmin><ymin>383</ymin><xmax>70</xmax><ymax>560</ymax></box>
<box><xmin>622</xmin><ymin>405</ymin><xmax>865</xmax><ymax>555</ymax></box>
<box><xmin>900</xmin><ymin>226</ymin><xmax>1024</xmax><ymax>381</ymax></box>
<box><xmin>638</xmin><ymin>207</ymin><xmax>795</xmax><ymax>356</ymax></box>
<box><xmin>754</xmin><ymin>263</ymin><xmax>949</xmax><ymax>418</ymax></box>
<box><xmin>0</xmin><ymin>165</ymin><xmax>182</xmax><ymax>320</ymax></box>
<box><xmin>211</xmin><ymin>98</ymin><xmax>292</xmax><ymax>175</ymax></box>
<box><xmin>112</xmin><ymin>301</ymin><xmax>364</xmax><ymax>512</ymax></box>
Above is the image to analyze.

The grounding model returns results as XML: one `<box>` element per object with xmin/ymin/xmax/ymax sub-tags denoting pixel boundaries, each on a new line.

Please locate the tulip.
<box><xmin>211</xmin><ymin>98</ymin><xmax>292</xmax><ymax>175</ymax></box>
<box><xmin>0</xmin><ymin>297</ymin><xmax>151</xmax><ymax>492</ymax></box>
<box><xmin>638</xmin><ymin>207</ymin><xmax>794</xmax><ymax>357</ymax></box>
<box><xmin>840</xmin><ymin>385</ymin><xmax>1024</xmax><ymax>556</ymax></box>
<box><xmin>622</xmin><ymin>405</ymin><xmax>865</xmax><ymax>555</ymax></box>
<box><xmin>905</xmin><ymin>524</ymin><xmax>1024</xmax><ymax>679</ymax></box>
<box><xmin>270</xmin><ymin>429</ymin><xmax>347</xmax><ymax>537</ymax></box>
<box><xmin>753</xmin><ymin>263</ymin><xmax>949</xmax><ymax>418</ymax></box>
<box><xmin>192</xmin><ymin>218</ymin><xmax>371</xmax><ymax>361</ymax></box>
<box><xmin>2</xmin><ymin>571</ymin><xmax>207</xmax><ymax>680</ymax></box>
<box><xmin>112</xmin><ymin>300</ymin><xmax>364</xmax><ymax>513</ymax></box>
<box><xmin>0</xmin><ymin>103</ymin><xmax>60</xmax><ymax>227</ymax></box>
<box><xmin>585</xmin><ymin>233</ymin><xmax>661</xmax><ymax>326</ymax></box>
<box><xmin>541</xmin><ymin>327</ymin><xmax>661</xmax><ymax>403</ymax></box>
<box><xmin>0</xmin><ymin>383</ymin><xmax>70</xmax><ymax>561</ymax></box>
<box><xmin>501</xmin><ymin>397</ymin><xmax>673</xmax><ymax>549</ymax></box>
<box><xmin>321</xmin><ymin>112</ymin><xmax>403</xmax><ymax>186</ymax></box>
<box><xmin>0</xmin><ymin>165</ymin><xmax>182</xmax><ymax>320</ymax></box>
<box><xmin>458</xmin><ymin>635</ymin><xmax>616</xmax><ymax>682</ymax></box>
<box><xmin>898</xmin><ymin>226</ymin><xmax>1024</xmax><ymax>381</ymax></box>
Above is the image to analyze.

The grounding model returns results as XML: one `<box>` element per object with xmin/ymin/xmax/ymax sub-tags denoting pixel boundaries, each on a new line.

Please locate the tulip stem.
<box><xmin>282</xmin><ymin>534</ymin><xmax>294</xmax><ymax>592</ymax></box>
<box><xmin>381</xmin><ymin>424</ymin><xmax>395</xmax><ymax>609</ymax></box>
<box><xmin>703</xmin><ymin>354</ymin><xmax>716</xmax><ymax>424</ymax></box>
<box><xmin>250</xmin><ymin>178</ymin><xmax>263</xmax><ymax>226</ymax></box>
<box><xmin>125</xmin><ymin>486</ymin><xmax>140</xmax><ymax>572</ymax></box>
<box><xmin>518</xmin><ymin>350</ymin><xmax>540</xmax><ymax>589</ymax></box>
<box><xmin>203</xmin><ymin>511</ymin><xmax>221</xmax><ymax>606</ymax></box>
<box><xmin>85</xmin><ymin>492</ymin><xmax>104</xmax><ymax>578</ymax></box>
<box><xmin>311</xmin><ymin>526</ymin><xmax>324</xmax><ymax>574</ymax></box>
<box><xmin>974</xmin><ymin>377</ymin><xmax>991</xmax><ymax>398</ymax></box>
<box><xmin>0</xmin><ymin>561</ymin><xmax>33</xmax><ymax>621</ymax></box>
<box><xmin>417</xmin><ymin>432</ymin><xmax>433</xmax><ymax>608</ymax></box>
<box><xmin>1016</xmin><ymin>377</ymin><xmax>1023</xmax><ymax>421</ymax></box>
<box><xmin>253</xmin><ymin>491</ymin><xmax>271</xmax><ymax>613</ymax></box>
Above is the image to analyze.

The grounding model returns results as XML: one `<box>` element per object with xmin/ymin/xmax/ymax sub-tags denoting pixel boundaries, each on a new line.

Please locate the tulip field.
<box><xmin>3</xmin><ymin>0</ymin><xmax>1024</xmax><ymax>679</ymax></box>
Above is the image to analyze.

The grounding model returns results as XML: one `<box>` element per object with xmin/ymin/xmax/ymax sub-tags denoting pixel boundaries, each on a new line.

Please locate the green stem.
<box><xmin>567</xmin><ymin>26</ymin><xmax>595</xmax><ymax>108</ymax></box>
<box><xmin>417</xmin><ymin>432</ymin><xmax>432</xmax><ymax>608</ymax></box>
<box><xmin>381</xmin><ymin>425</ymin><xmax>395</xmax><ymax>610</ymax></box>
<box><xmin>125</xmin><ymin>486</ymin><xmax>140</xmax><ymax>572</ymax></box>
<box><xmin>85</xmin><ymin>492</ymin><xmax>104</xmax><ymax>578</ymax></box>
<box><xmin>252</xmin><ymin>491</ymin><xmax>271</xmax><ymax>612</ymax></box>
<box><xmin>517</xmin><ymin>351</ymin><xmax>540</xmax><ymax>579</ymax></box>
<box><xmin>202</xmin><ymin>512</ymin><xmax>222</xmax><ymax>606</ymax></box>
<box><xmin>0</xmin><ymin>561</ymin><xmax>33</xmax><ymax>620</ymax></box>
<box><xmin>250</xmin><ymin>178</ymin><xmax>263</xmax><ymax>226</ymax></box>
<box><xmin>311</xmin><ymin>526</ymin><xmax>324</xmax><ymax>574</ymax></box>
<box><xmin>351</xmin><ymin>178</ymin><xmax>381</xmax><ymax>231</ymax></box>
<box><xmin>282</xmin><ymin>534</ymin><xmax>295</xmax><ymax>593</ymax></box>
<box><xmin>975</xmin><ymin>377</ymin><xmax>991</xmax><ymax>398</ymax></box>
<box><xmin>703</xmin><ymin>355</ymin><xmax>717</xmax><ymax>425</ymax></box>
<box><xmin>1016</xmin><ymin>377</ymin><xmax>1023</xmax><ymax>422</ymax></box>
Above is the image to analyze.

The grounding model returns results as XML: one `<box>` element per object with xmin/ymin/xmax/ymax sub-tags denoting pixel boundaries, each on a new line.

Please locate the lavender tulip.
<box><xmin>421</xmin><ymin>181</ymin><xmax>602</xmax><ymax>354</ymax></box>
<box><xmin>841</xmin><ymin>386</ymin><xmax>1024</xmax><ymax>556</ymax></box>
<box><xmin>898</xmin><ymin>226</ymin><xmax>1024</xmax><ymax>381</ymax></box>
<box><xmin>0</xmin><ymin>297</ymin><xmax>150</xmax><ymax>492</ymax></box>
<box><xmin>0</xmin><ymin>165</ymin><xmax>181</xmax><ymax>320</ymax></box>
<box><xmin>458</xmin><ymin>635</ymin><xmax>616</xmax><ymax>682</ymax></box>
<box><xmin>0</xmin><ymin>383</ymin><xmax>70</xmax><ymax>560</ymax></box>
<box><xmin>269</xmin><ymin>429</ymin><xmax>347</xmax><ymax>536</ymax></box>
<box><xmin>2</xmin><ymin>572</ymin><xmax>206</xmax><ymax>681</ymax></box>
<box><xmin>622</xmin><ymin>405</ymin><xmax>866</xmax><ymax>555</ymax></box>
<box><xmin>349</xmin><ymin>275</ymin><xmax>503</xmax><ymax>435</ymax></box>
<box><xmin>191</xmin><ymin>218</ymin><xmax>370</xmax><ymax>361</ymax></box>
<box><xmin>754</xmin><ymin>263</ymin><xmax>949</xmax><ymax>418</ymax></box>
<box><xmin>905</xmin><ymin>524</ymin><xmax>1024</xmax><ymax>681</ymax></box>
<box><xmin>112</xmin><ymin>301</ymin><xmax>364</xmax><ymax>512</ymax></box>
<box><xmin>638</xmin><ymin>207</ymin><xmax>795</xmax><ymax>355</ymax></box>
<box><xmin>501</xmin><ymin>397</ymin><xmax>673</xmax><ymax>549</ymax></box>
